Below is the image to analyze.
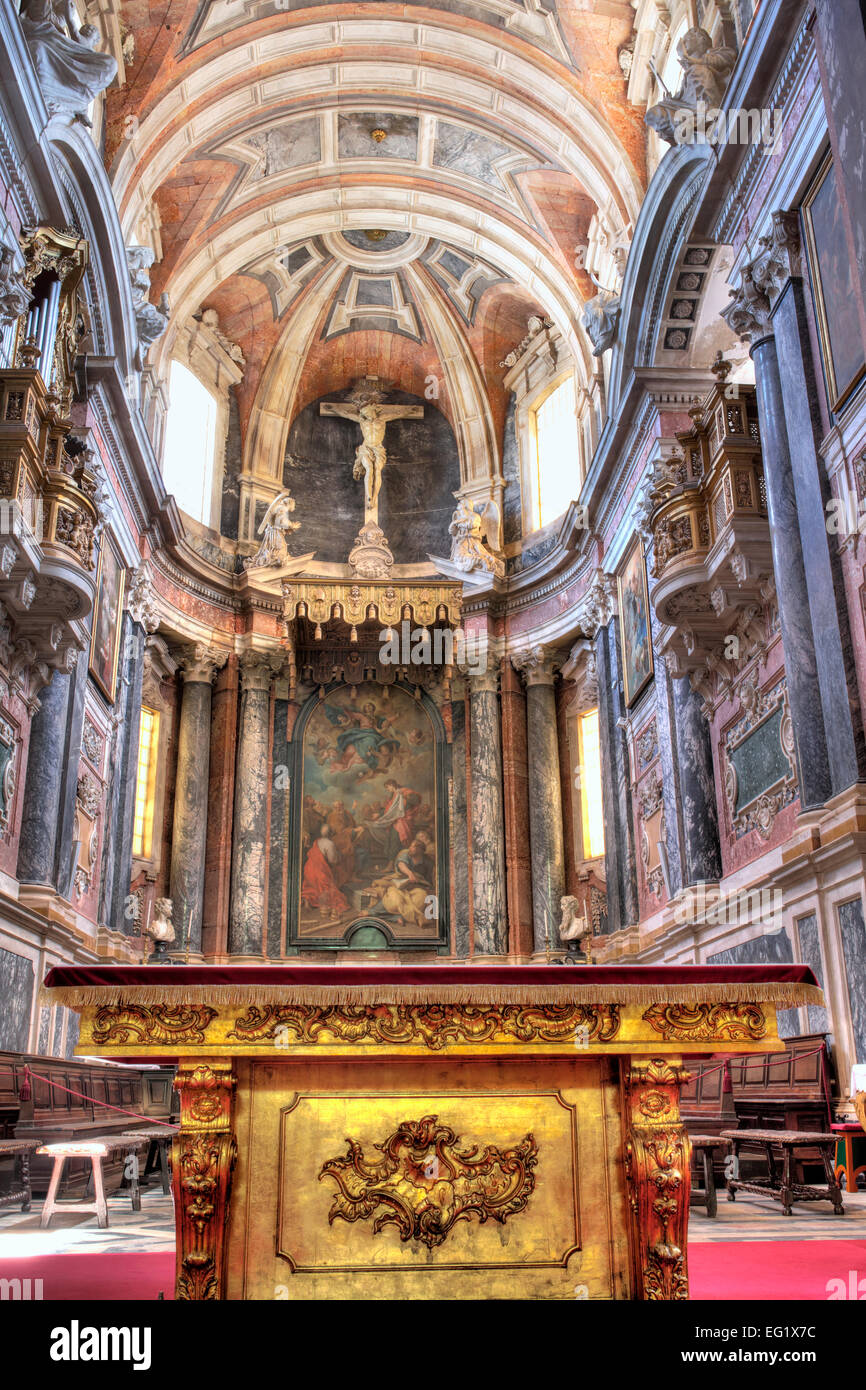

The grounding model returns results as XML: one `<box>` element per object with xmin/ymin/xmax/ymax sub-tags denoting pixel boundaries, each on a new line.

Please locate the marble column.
<box><xmin>499</xmin><ymin>658</ymin><xmax>533</xmax><ymax>956</ymax></box>
<box><xmin>512</xmin><ymin>646</ymin><xmax>565</xmax><ymax>953</ymax></box>
<box><xmin>17</xmin><ymin>670</ymin><xmax>72</xmax><ymax>887</ymax></box>
<box><xmin>99</xmin><ymin>615</ymin><xmax>145</xmax><ymax>929</ymax></box>
<box><xmin>724</xmin><ymin>269</ymin><xmax>832</xmax><ymax>810</ymax></box>
<box><xmin>169</xmin><ymin>646</ymin><xmax>226</xmax><ymax>955</ymax></box>
<box><xmin>449</xmin><ymin>680</ymin><xmax>471</xmax><ymax>958</ymax></box>
<box><xmin>672</xmin><ymin>676</ymin><xmax>722</xmax><ymax>886</ymax></box>
<box><xmin>227</xmin><ymin>653</ymin><xmax>274</xmax><ymax>957</ymax></box>
<box><xmin>466</xmin><ymin>667</ymin><xmax>507</xmax><ymax>955</ymax></box>
<box><xmin>594</xmin><ymin>618</ymin><xmax>640</xmax><ymax>934</ymax></box>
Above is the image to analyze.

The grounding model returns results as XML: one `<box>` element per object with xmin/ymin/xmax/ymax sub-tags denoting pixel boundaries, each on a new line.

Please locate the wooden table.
<box><xmin>721</xmin><ymin>1129</ymin><xmax>844</xmax><ymax>1216</ymax></box>
<box><xmin>0</xmin><ymin>1138</ymin><xmax>39</xmax><ymax>1212</ymax></box>
<box><xmin>831</xmin><ymin>1122</ymin><xmax>866</xmax><ymax>1193</ymax></box>
<box><xmin>43</xmin><ymin>962</ymin><xmax>822</xmax><ymax>1300</ymax></box>
<box><xmin>689</xmin><ymin>1135</ymin><xmax>732</xmax><ymax>1218</ymax></box>
<box><xmin>37</xmin><ymin>1137</ymin><xmax>142</xmax><ymax>1228</ymax></box>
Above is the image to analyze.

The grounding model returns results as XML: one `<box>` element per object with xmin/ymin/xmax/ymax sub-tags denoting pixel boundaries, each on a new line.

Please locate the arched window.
<box><xmin>530</xmin><ymin>374</ymin><xmax>579</xmax><ymax>530</ymax></box>
<box><xmin>162</xmin><ymin>360</ymin><xmax>218</xmax><ymax>524</ymax></box>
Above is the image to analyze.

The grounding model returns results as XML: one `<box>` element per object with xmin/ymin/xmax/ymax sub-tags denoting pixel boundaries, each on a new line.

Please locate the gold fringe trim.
<box><xmin>41</xmin><ymin>981</ymin><xmax>824</xmax><ymax>1011</ymax></box>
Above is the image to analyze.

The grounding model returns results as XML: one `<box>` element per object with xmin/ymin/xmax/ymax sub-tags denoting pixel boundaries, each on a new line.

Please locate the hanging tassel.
<box><xmin>19</xmin><ymin>1065</ymin><xmax>31</xmax><ymax>1102</ymax></box>
<box><xmin>722</xmin><ymin>1060</ymin><xmax>733</xmax><ymax>1093</ymax></box>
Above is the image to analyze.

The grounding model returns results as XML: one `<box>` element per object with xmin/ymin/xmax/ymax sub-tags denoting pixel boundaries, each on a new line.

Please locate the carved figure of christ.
<box><xmin>320</xmin><ymin>399</ymin><xmax>423</xmax><ymax>523</ymax></box>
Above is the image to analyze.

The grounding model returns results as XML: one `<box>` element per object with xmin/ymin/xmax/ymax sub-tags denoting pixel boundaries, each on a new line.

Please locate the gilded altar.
<box><xmin>43</xmin><ymin>963</ymin><xmax>822</xmax><ymax>1301</ymax></box>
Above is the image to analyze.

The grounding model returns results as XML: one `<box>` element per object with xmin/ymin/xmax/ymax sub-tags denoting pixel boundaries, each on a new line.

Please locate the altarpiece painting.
<box><xmin>287</xmin><ymin>681</ymin><xmax>449</xmax><ymax>950</ymax></box>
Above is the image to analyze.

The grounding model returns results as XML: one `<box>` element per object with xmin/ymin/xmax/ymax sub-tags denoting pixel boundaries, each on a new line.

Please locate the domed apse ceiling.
<box><xmin>106</xmin><ymin>0</ymin><xmax>647</xmax><ymax>498</ymax></box>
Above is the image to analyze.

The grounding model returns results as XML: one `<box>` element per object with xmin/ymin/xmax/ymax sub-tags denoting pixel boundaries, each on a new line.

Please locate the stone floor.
<box><xmin>0</xmin><ymin>1185</ymin><xmax>863</xmax><ymax>1257</ymax></box>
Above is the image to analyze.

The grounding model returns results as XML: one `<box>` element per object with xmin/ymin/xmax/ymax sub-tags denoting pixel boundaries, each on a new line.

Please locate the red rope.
<box><xmin>692</xmin><ymin>1043</ymin><xmax>827</xmax><ymax>1083</ymax></box>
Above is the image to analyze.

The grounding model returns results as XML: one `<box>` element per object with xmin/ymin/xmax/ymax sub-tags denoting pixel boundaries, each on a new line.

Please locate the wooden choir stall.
<box><xmin>42</xmin><ymin>963</ymin><xmax>822</xmax><ymax>1301</ymax></box>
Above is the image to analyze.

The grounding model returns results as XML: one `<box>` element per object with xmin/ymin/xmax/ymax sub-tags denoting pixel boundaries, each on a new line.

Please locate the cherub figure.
<box><xmin>645</xmin><ymin>27</ymin><xmax>736</xmax><ymax>146</ymax></box>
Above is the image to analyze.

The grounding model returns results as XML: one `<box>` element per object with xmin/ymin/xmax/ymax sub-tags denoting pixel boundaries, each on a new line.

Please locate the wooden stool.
<box><xmin>37</xmin><ymin>1138</ymin><xmax>140</xmax><ymax>1229</ymax></box>
<box><xmin>0</xmin><ymin>1139</ymin><xmax>39</xmax><ymax>1213</ymax></box>
<box><xmin>831</xmin><ymin>1123</ymin><xmax>866</xmax><ymax>1193</ymax></box>
<box><xmin>689</xmin><ymin>1135</ymin><xmax>732</xmax><ymax>1218</ymax></box>
<box><xmin>721</xmin><ymin>1129</ymin><xmax>845</xmax><ymax>1217</ymax></box>
<box><xmin>118</xmin><ymin>1128</ymin><xmax>176</xmax><ymax>1197</ymax></box>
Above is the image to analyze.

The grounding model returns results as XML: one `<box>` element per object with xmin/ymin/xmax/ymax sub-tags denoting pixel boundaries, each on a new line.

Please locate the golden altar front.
<box><xmin>43</xmin><ymin>963</ymin><xmax>822</xmax><ymax>1301</ymax></box>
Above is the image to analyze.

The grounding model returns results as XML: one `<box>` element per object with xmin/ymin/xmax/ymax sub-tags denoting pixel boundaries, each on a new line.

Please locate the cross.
<box><xmin>320</xmin><ymin>378</ymin><xmax>423</xmax><ymax>526</ymax></box>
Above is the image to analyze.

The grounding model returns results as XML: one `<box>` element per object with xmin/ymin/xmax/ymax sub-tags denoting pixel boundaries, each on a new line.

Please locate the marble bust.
<box><xmin>19</xmin><ymin>0</ymin><xmax>117</xmax><ymax>125</ymax></box>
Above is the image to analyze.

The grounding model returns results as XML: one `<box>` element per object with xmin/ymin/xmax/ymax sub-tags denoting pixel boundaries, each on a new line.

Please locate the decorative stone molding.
<box><xmin>722</xmin><ymin>676</ymin><xmax>798</xmax><ymax>840</ymax></box>
<box><xmin>461</xmin><ymin>666</ymin><xmax>500</xmax><ymax>697</ymax></box>
<box><xmin>0</xmin><ymin>246</ymin><xmax>28</xmax><ymax>328</ymax></box>
<box><xmin>0</xmin><ymin>715</ymin><xmax>17</xmax><ymax>832</ymax></box>
<box><xmin>561</xmin><ymin>637</ymin><xmax>598</xmax><ymax>708</ymax></box>
<box><xmin>722</xmin><ymin>212</ymin><xmax>802</xmax><ymax>344</ymax></box>
<box><xmin>511</xmin><ymin>645</ymin><xmax>560</xmax><ymax>687</ymax></box>
<box><xmin>126</xmin><ymin>566</ymin><xmax>160</xmax><ymax>633</ymax></box>
<box><xmin>237</xmin><ymin>649</ymin><xmax>280</xmax><ymax>694</ymax></box>
<box><xmin>575</xmin><ymin>569</ymin><xmax>617</xmax><ymax>637</ymax></box>
<box><xmin>499</xmin><ymin>315</ymin><xmax>554</xmax><ymax>371</ymax></box>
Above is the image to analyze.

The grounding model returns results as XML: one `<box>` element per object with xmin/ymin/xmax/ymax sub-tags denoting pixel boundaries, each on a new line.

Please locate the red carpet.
<box><xmin>0</xmin><ymin>1252</ymin><xmax>175</xmax><ymax>1301</ymax></box>
<box><xmin>2</xmin><ymin>1243</ymin><xmax>865</xmax><ymax>1299</ymax></box>
<box><xmin>690</xmin><ymin>1241</ymin><xmax>866</xmax><ymax>1300</ymax></box>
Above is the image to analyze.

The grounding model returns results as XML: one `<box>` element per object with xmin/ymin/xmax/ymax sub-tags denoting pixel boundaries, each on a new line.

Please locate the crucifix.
<box><xmin>320</xmin><ymin>379</ymin><xmax>423</xmax><ymax>525</ymax></box>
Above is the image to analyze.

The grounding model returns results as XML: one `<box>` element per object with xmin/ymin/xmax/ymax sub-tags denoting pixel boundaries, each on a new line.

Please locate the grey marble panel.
<box><xmin>102</xmin><ymin>616</ymin><xmax>145</xmax><ymax>933</ymax></box>
<box><xmin>37</xmin><ymin>1005</ymin><xmax>51</xmax><ymax>1055</ymax></box>
<box><xmin>220</xmin><ymin>386</ymin><xmax>242</xmax><ymax>540</ymax></box>
<box><xmin>469</xmin><ymin>686</ymin><xmax>507</xmax><ymax>953</ymax></box>
<box><xmin>285</xmin><ymin>391</ymin><xmax>460</xmax><ymax>564</ymax></box>
<box><xmin>708</xmin><ymin>931</ymin><xmax>799</xmax><ymax>1038</ymax></box>
<box><xmin>648</xmin><ymin>603</ymin><xmax>683</xmax><ymax>896</ymax></box>
<box><xmin>17</xmin><ymin>670</ymin><xmax>71</xmax><ymax>885</ymax></box>
<box><xmin>501</xmin><ymin>397</ymin><xmax>522</xmax><ymax>546</ymax></box>
<box><xmin>0</xmin><ymin>948</ymin><xmax>33</xmax><ymax>1052</ymax></box>
<box><xmin>595</xmin><ymin>620</ymin><xmax>639</xmax><ymax>933</ymax></box>
<box><xmin>65</xmin><ymin>1012</ymin><xmax>80</xmax><ymax>1060</ymax></box>
<box><xmin>773</xmin><ymin>278</ymin><xmax>866</xmax><ymax>792</ymax></box>
<box><xmin>838</xmin><ymin>897</ymin><xmax>866</xmax><ymax>1061</ymax></box>
<box><xmin>729</xmin><ymin>707</ymin><xmax>788</xmax><ymax>813</ymax></box>
<box><xmin>796</xmin><ymin>913</ymin><xmax>831</xmax><ymax>1035</ymax></box>
<box><xmin>338</xmin><ymin>113</ymin><xmax>419</xmax><ymax>160</ymax></box>
<box><xmin>248</xmin><ymin>115</ymin><xmax>321</xmax><ymax>176</ymax></box>
<box><xmin>341</xmin><ymin>230</ymin><xmax>410</xmax><ymax>254</ymax></box>
<box><xmin>673</xmin><ymin>676</ymin><xmax>722</xmax><ymax>885</ymax></box>
<box><xmin>751</xmin><ymin>335</ymin><xmax>831</xmax><ymax>809</ymax></box>
<box><xmin>433</xmin><ymin>123</ymin><xmax>518</xmax><ymax>188</ymax></box>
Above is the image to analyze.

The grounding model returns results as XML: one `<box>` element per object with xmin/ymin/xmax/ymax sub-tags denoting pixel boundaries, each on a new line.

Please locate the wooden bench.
<box><xmin>118</xmin><ymin>1127</ymin><xmax>176</xmax><ymax>1197</ymax></box>
<box><xmin>689</xmin><ymin>1135</ymin><xmax>732</xmax><ymax>1218</ymax></box>
<box><xmin>721</xmin><ymin>1128</ymin><xmax>844</xmax><ymax>1216</ymax></box>
<box><xmin>0</xmin><ymin>1138</ymin><xmax>39</xmax><ymax>1212</ymax></box>
<box><xmin>37</xmin><ymin>1137</ymin><xmax>144</xmax><ymax>1229</ymax></box>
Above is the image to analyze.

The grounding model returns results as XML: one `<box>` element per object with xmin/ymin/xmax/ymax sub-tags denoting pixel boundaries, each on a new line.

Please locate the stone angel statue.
<box><xmin>19</xmin><ymin>0</ymin><xmax>117</xmax><ymax>125</ymax></box>
<box><xmin>448</xmin><ymin>496</ymin><xmax>505</xmax><ymax>579</ymax></box>
<box><xmin>645</xmin><ymin>26</ymin><xmax>737</xmax><ymax>147</ymax></box>
<box><xmin>244</xmin><ymin>491</ymin><xmax>302</xmax><ymax>570</ymax></box>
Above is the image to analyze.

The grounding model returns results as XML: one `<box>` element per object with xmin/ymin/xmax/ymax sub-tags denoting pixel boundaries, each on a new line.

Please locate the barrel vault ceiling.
<box><xmin>103</xmin><ymin>0</ymin><xmax>647</xmax><ymax>458</ymax></box>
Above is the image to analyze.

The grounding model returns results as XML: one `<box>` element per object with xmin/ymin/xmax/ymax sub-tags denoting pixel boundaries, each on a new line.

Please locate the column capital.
<box><xmin>722</xmin><ymin>211</ymin><xmax>802</xmax><ymax>345</ymax></box>
<box><xmin>461</xmin><ymin>665</ymin><xmax>499</xmax><ymax>696</ymax></box>
<box><xmin>177</xmin><ymin>643</ymin><xmax>229</xmax><ymax>684</ymax></box>
<box><xmin>237</xmin><ymin>649</ymin><xmax>276</xmax><ymax>693</ymax></box>
<box><xmin>511</xmin><ymin>644</ymin><xmax>561</xmax><ymax>687</ymax></box>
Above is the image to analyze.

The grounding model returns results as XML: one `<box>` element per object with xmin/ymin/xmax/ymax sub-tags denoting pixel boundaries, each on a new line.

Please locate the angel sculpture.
<box><xmin>244</xmin><ymin>491</ymin><xmax>301</xmax><ymax>570</ymax></box>
<box><xmin>645</xmin><ymin>27</ymin><xmax>737</xmax><ymax>147</ymax></box>
<box><xmin>448</xmin><ymin>497</ymin><xmax>504</xmax><ymax>578</ymax></box>
<box><xmin>19</xmin><ymin>0</ymin><xmax>118</xmax><ymax>125</ymax></box>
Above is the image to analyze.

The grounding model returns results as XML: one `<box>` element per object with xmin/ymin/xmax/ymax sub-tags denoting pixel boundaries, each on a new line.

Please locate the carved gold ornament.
<box><xmin>319</xmin><ymin>1114</ymin><xmax>538</xmax><ymax>1248</ymax></box>
<box><xmin>91</xmin><ymin>1003</ymin><xmax>217</xmax><ymax>1046</ymax></box>
<box><xmin>229</xmin><ymin>1002</ymin><xmax>620</xmax><ymax>1049</ymax></box>
<box><xmin>642</xmin><ymin>1002</ymin><xmax>767</xmax><ymax>1042</ymax></box>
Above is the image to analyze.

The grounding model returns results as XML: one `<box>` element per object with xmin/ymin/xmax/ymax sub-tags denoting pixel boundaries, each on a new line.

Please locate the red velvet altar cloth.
<box><xmin>42</xmin><ymin>962</ymin><xmax>821</xmax><ymax>1009</ymax></box>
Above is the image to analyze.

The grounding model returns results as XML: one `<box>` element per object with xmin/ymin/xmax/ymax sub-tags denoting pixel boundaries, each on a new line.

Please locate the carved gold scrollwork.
<box><xmin>91</xmin><ymin>1004</ymin><xmax>217</xmax><ymax>1046</ymax></box>
<box><xmin>643</xmin><ymin>1002</ymin><xmax>767</xmax><ymax>1042</ymax></box>
<box><xmin>622</xmin><ymin>1056</ymin><xmax>691</xmax><ymax>1301</ymax></box>
<box><xmin>173</xmin><ymin>1061</ymin><xmax>236</xmax><ymax>1302</ymax></box>
<box><xmin>229</xmin><ymin>1002</ymin><xmax>620</xmax><ymax>1049</ymax></box>
<box><xmin>319</xmin><ymin>1114</ymin><xmax>538</xmax><ymax>1249</ymax></box>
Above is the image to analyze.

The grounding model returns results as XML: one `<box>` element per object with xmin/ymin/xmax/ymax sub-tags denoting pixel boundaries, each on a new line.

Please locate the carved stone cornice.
<box><xmin>177</xmin><ymin>643</ymin><xmax>229</xmax><ymax>685</ymax></box>
<box><xmin>575</xmin><ymin>569</ymin><xmax>617</xmax><ymax>638</ymax></box>
<box><xmin>561</xmin><ymin>637</ymin><xmax>598</xmax><ymax>707</ymax></box>
<box><xmin>722</xmin><ymin>211</ymin><xmax>802</xmax><ymax>344</ymax></box>
<box><xmin>511</xmin><ymin>644</ymin><xmax>560</xmax><ymax>687</ymax></box>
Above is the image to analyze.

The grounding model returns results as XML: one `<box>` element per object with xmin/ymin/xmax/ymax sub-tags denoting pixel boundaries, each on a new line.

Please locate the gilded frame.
<box><xmin>617</xmin><ymin>539</ymin><xmax>654</xmax><ymax>707</ymax></box>
<box><xmin>88</xmin><ymin>530</ymin><xmax>126</xmax><ymax>703</ymax></box>
<box><xmin>802</xmin><ymin>152</ymin><xmax>866</xmax><ymax>413</ymax></box>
